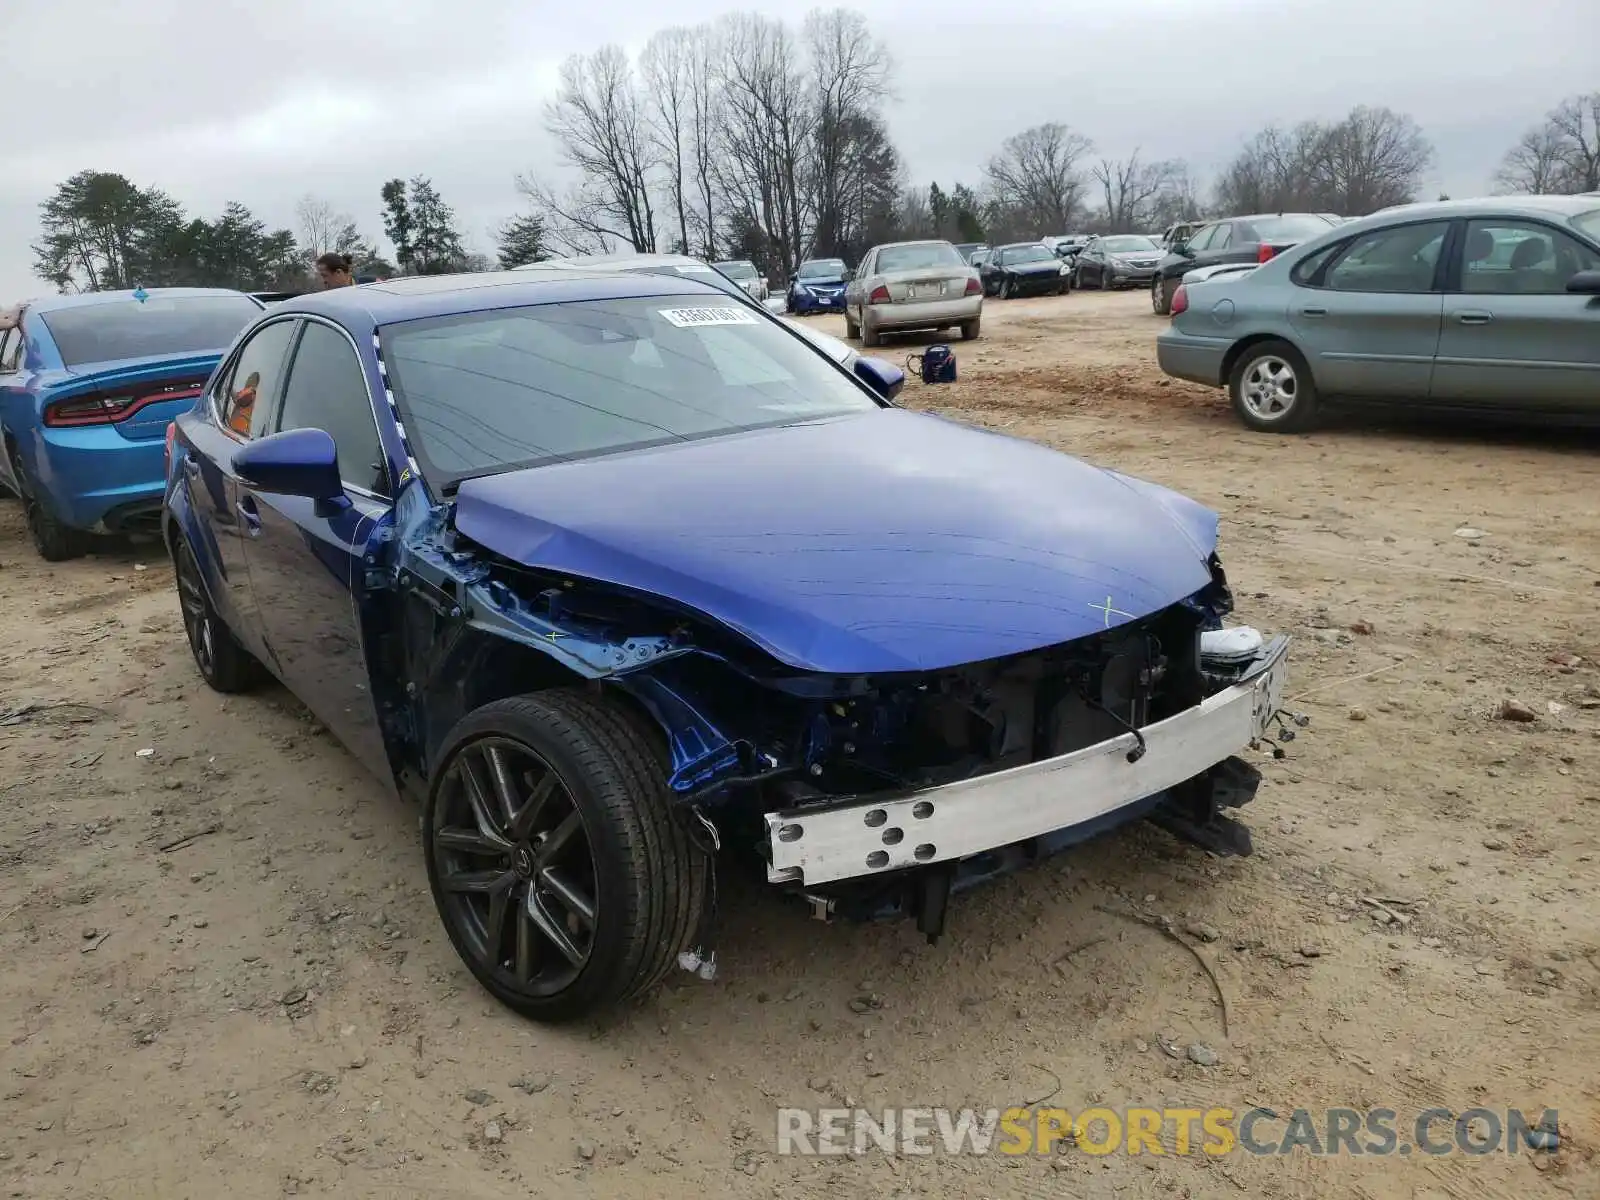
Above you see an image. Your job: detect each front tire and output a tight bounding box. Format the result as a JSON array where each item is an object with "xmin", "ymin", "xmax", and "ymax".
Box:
[
  {"xmin": 1229, "ymin": 340, "xmax": 1320, "ymax": 433},
  {"xmin": 424, "ymin": 690, "xmax": 708, "ymax": 1022},
  {"xmin": 999, "ymin": 277, "xmax": 1013, "ymax": 299}
]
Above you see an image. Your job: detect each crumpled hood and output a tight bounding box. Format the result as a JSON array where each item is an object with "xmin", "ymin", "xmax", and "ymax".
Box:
[{"xmin": 452, "ymin": 409, "xmax": 1218, "ymax": 675}]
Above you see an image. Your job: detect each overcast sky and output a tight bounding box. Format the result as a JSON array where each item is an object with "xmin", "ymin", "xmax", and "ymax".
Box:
[{"xmin": 4, "ymin": 0, "xmax": 1595, "ymax": 299}]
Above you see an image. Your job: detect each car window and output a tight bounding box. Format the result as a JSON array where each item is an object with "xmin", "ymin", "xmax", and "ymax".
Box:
[
  {"xmin": 380, "ymin": 296, "xmax": 883, "ymax": 491},
  {"xmin": 1250, "ymin": 214, "xmax": 1338, "ymax": 242},
  {"xmin": 1323, "ymin": 221, "xmax": 1450, "ymax": 293},
  {"xmin": 0, "ymin": 329, "xmax": 18, "ymax": 373},
  {"xmin": 219, "ymin": 320, "xmax": 297, "ymax": 441},
  {"xmin": 1573, "ymin": 208, "xmax": 1600, "ymax": 242},
  {"xmin": 1185, "ymin": 226, "xmax": 1216, "ymax": 252},
  {"xmin": 1459, "ymin": 219, "xmax": 1600, "ymax": 295},
  {"xmin": 37, "ymin": 295, "xmax": 262, "ymax": 368},
  {"xmin": 276, "ymin": 322, "xmax": 389, "ymax": 497},
  {"xmin": 1290, "ymin": 241, "xmax": 1347, "ymax": 285},
  {"xmin": 1210, "ymin": 225, "xmax": 1234, "ymax": 250},
  {"xmin": 875, "ymin": 244, "xmax": 965, "ymax": 272}
]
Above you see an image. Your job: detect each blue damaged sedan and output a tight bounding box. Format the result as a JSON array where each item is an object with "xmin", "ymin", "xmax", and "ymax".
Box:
[{"xmin": 163, "ymin": 270, "xmax": 1296, "ymax": 1021}]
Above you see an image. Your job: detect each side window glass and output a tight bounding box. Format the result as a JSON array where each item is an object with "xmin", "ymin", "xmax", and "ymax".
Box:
[
  {"xmin": 222, "ymin": 321, "xmax": 296, "ymax": 440},
  {"xmin": 0, "ymin": 329, "xmax": 16, "ymax": 373},
  {"xmin": 1211, "ymin": 225, "xmax": 1233, "ymax": 250},
  {"xmin": 277, "ymin": 323, "xmax": 389, "ymax": 497},
  {"xmin": 1291, "ymin": 241, "xmax": 1346, "ymax": 285},
  {"xmin": 1460, "ymin": 219, "xmax": 1600, "ymax": 295},
  {"xmin": 1325, "ymin": 221, "xmax": 1450, "ymax": 293},
  {"xmin": 1186, "ymin": 226, "xmax": 1215, "ymax": 252}
]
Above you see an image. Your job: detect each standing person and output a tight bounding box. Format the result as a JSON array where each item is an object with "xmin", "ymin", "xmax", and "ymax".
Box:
[{"xmin": 315, "ymin": 252, "xmax": 356, "ymax": 290}]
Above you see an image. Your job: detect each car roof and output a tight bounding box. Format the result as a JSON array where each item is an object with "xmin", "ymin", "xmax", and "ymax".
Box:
[
  {"xmin": 870, "ymin": 239, "xmax": 955, "ymax": 249},
  {"xmin": 1361, "ymin": 195, "xmax": 1600, "ymax": 222},
  {"xmin": 516, "ymin": 252, "xmax": 712, "ymax": 271},
  {"xmin": 24, "ymin": 287, "xmax": 253, "ymax": 316},
  {"xmin": 271, "ymin": 270, "xmax": 725, "ymax": 326},
  {"xmin": 996, "ymin": 241, "xmax": 1049, "ymax": 250}
]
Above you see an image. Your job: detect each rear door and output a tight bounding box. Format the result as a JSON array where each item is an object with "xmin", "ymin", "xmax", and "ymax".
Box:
[
  {"xmin": 238, "ymin": 318, "xmax": 395, "ymax": 783},
  {"xmin": 180, "ymin": 317, "xmax": 299, "ymax": 650},
  {"xmin": 0, "ymin": 325, "xmax": 24, "ymax": 495},
  {"xmin": 1287, "ymin": 219, "xmax": 1450, "ymax": 400},
  {"xmin": 1433, "ymin": 217, "xmax": 1600, "ymax": 412}
]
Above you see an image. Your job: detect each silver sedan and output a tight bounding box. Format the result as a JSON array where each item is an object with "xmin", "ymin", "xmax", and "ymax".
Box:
[
  {"xmin": 844, "ymin": 240, "xmax": 983, "ymax": 346},
  {"xmin": 1156, "ymin": 195, "xmax": 1600, "ymax": 432}
]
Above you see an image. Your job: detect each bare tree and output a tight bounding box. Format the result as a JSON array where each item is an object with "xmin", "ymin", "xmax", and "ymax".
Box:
[
  {"xmin": 1092, "ymin": 151, "xmax": 1185, "ymax": 232},
  {"xmin": 713, "ymin": 13, "xmax": 809, "ymax": 273},
  {"xmin": 1213, "ymin": 107, "xmax": 1430, "ymax": 217},
  {"xmin": 535, "ymin": 46, "xmax": 659, "ymax": 251},
  {"xmin": 1308, "ymin": 106, "xmax": 1432, "ymax": 214},
  {"xmin": 295, "ymin": 195, "xmax": 352, "ymax": 257},
  {"xmin": 805, "ymin": 8, "xmax": 892, "ymax": 258},
  {"xmin": 1549, "ymin": 93, "xmax": 1600, "ymax": 192},
  {"xmin": 639, "ymin": 28, "xmax": 697, "ymax": 255},
  {"xmin": 1213, "ymin": 123, "xmax": 1325, "ymax": 214},
  {"xmin": 983, "ymin": 123, "xmax": 1094, "ymax": 235},
  {"xmin": 1496, "ymin": 124, "xmax": 1570, "ymax": 193}
]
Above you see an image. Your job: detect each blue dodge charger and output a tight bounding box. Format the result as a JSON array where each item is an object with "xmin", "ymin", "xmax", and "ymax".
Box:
[
  {"xmin": 0, "ymin": 288, "xmax": 264, "ymax": 559},
  {"xmin": 163, "ymin": 269, "xmax": 1295, "ymax": 1021}
]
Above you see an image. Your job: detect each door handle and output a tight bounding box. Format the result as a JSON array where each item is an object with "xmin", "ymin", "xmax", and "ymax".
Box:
[
  {"xmin": 235, "ymin": 496, "xmax": 261, "ymax": 536},
  {"xmin": 1456, "ymin": 310, "xmax": 1493, "ymax": 325},
  {"xmin": 1299, "ymin": 306, "xmax": 1328, "ymax": 318}
]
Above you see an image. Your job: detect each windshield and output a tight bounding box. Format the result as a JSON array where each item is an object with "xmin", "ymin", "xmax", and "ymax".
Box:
[
  {"xmin": 380, "ymin": 297, "xmax": 880, "ymax": 489},
  {"xmin": 1573, "ymin": 208, "xmax": 1600, "ymax": 242},
  {"xmin": 798, "ymin": 260, "xmax": 847, "ymax": 280},
  {"xmin": 1248, "ymin": 214, "xmax": 1337, "ymax": 242},
  {"xmin": 39, "ymin": 295, "xmax": 262, "ymax": 367},
  {"xmin": 715, "ymin": 261, "xmax": 758, "ymax": 280},
  {"xmin": 1001, "ymin": 245, "xmax": 1055, "ymax": 264},
  {"xmin": 876, "ymin": 243, "xmax": 964, "ymax": 273},
  {"xmin": 1100, "ymin": 236, "xmax": 1159, "ymax": 254}
]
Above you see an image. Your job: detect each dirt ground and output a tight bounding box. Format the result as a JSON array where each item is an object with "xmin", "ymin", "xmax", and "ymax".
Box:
[{"xmin": 2, "ymin": 289, "xmax": 1597, "ymax": 1199}]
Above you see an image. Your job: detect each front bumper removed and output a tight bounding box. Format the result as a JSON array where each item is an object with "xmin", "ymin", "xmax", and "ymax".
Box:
[{"xmin": 763, "ymin": 633, "xmax": 1290, "ymax": 887}]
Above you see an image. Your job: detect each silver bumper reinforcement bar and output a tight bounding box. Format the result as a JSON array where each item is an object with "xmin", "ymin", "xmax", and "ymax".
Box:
[{"xmin": 763, "ymin": 634, "xmax": 1290, "ymax": 886}]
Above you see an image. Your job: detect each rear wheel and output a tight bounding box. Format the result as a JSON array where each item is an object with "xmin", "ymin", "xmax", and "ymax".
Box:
[
  {"xmin": 424, "ymin": 690, "xmax": 708, "ymax": 1022},
  {"xmin": 1152, "ymin": 276, "xmax": 1173, "ymax": 316},
  {"xmin": 960, "ymin": 317, "xmax": 981, "ymax": 341},
  {"xmin": 174, "ymin": 533, "xmax": 263, "ymax": 692},
  {"xmin": 844, "ymin": 307, "xmax": 860, "ymax": 340},
  {"xmin": 1229, "ymin": 339, "xmax": 1320, "ymax": 433},
  {"xmin": 9, "ymin": 448, "xmax": 87, "ymax": 562},
  {"xmin": 860, "ymin": 315, "xmax": 882, "ymax": 347}
]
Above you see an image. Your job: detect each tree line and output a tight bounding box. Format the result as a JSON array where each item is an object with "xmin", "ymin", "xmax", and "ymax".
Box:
[{"xmin": 24, "ymin": 5, "xmax": 1598, "ymax": 294}]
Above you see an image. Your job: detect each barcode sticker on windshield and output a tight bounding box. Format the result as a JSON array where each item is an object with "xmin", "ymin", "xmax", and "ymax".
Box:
[{"xmin": 658, "ymin": 306, "xmax": 759, "ymax": 328}]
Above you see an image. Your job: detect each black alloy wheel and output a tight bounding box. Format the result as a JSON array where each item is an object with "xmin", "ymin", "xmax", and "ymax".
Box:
[{"xmin": 430, "ymin": 736, "xmax": 600, "ymax": 999}]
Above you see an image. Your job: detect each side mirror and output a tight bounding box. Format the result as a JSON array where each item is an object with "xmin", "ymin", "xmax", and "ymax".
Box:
[
  {"xmin": 853, "ymin": 354, "xmax": 905, "ymax": 402},
  {"xmin": 1565, "ymin": 269, "xmax": 1600, "ymax": 295},
  {"xmin": 233, "ymin": 428, "xmax": 345, "ymax": 510},
  {"xmin": 843, "ymin": 268, "xmax": 855, "ymax": 282}
]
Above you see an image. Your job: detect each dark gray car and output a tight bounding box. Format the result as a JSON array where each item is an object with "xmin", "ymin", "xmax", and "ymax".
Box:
[{"xmin": 1155, "ymin": 196, "xmax": 1600, "ymax": 432}]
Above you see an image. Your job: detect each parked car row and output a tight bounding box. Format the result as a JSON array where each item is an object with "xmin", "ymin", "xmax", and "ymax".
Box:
[{"xmin": 1155, "ymin": 195, "xmax": 1600, "ymax": 431}]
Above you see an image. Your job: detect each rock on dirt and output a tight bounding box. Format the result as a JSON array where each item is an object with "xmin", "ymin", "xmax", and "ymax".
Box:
[
  {"xmin": 1496, "ymin": 698, "xmax": 1537, "ymax": 723},
  {"xmin": 1187, "ymin": 1043, "xmax": 1219, "ymax": 1067}
]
